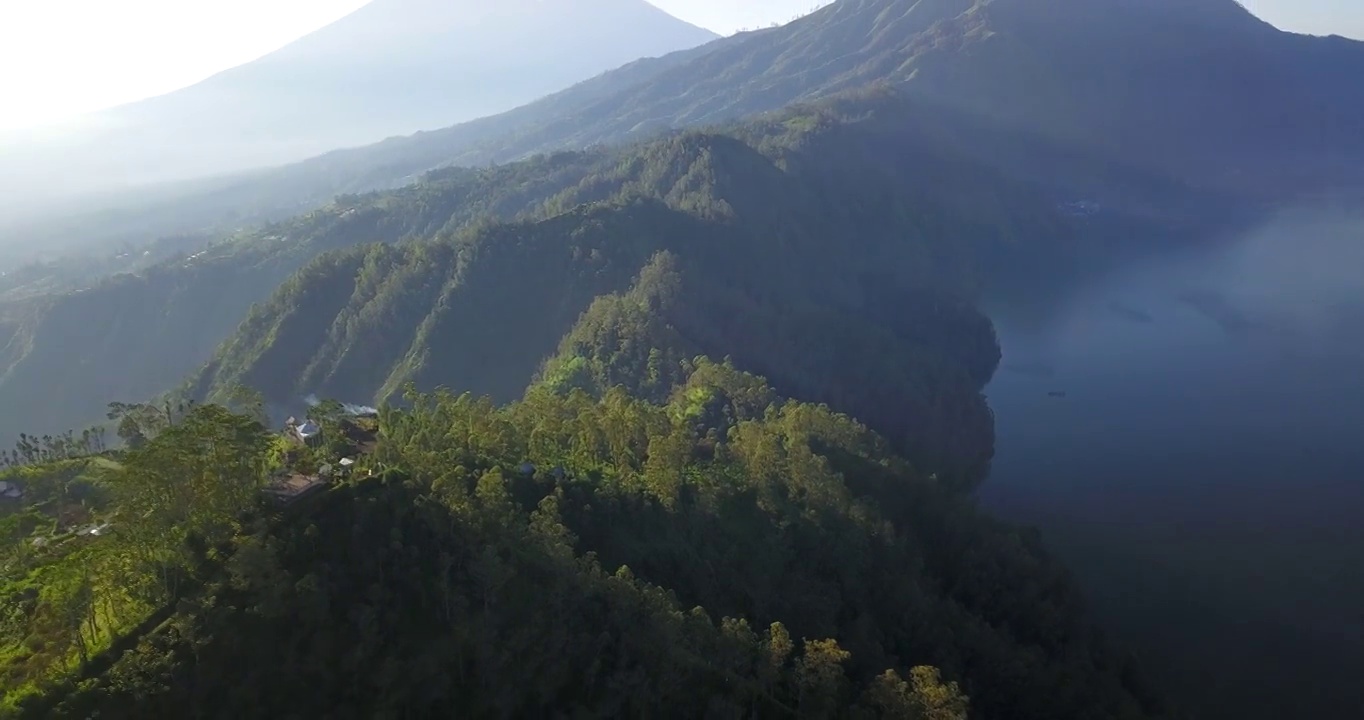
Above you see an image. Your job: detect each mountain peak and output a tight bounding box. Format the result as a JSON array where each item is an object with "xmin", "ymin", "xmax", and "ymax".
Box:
[
  {"xmin": 270, "ymin": 0, "xmax": 714, "ymax": 58},
  {"xmin": 980, "ymin": 0, "xmax": 1273, "ymax": 30},
  {"xmin": 0, "ymin": 0, "xmax": 717, "ymax": 210}
]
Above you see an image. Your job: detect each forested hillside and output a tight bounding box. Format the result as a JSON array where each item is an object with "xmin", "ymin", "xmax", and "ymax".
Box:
[
  {"xmin": 0, "ymin": 88, "xmax": 1182, "ymax": 716},
  {"xmin": 0, "ymin": 83, "xmax": 1236, "ymax": 451},
  {"xmin": 187, "ymin": 93, "xmax": 1094, "ymax": 486},
  {"xmin": 2, "ymin": 0, "xmax": 1364, "ymax": 714},
  {"xmin": 6, "ymin": 2, "xmax": 1353, "ymax": 716},
  {"xmin": 0, "ymin": 152, "xmax": 613, "ymax": 446},
  {"xmin": 3, "ymin": 364, "xmax": 1167, "ymax": 719}
]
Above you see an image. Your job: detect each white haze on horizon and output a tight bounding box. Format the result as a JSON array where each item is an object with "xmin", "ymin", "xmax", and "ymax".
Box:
[{"xmin": 0, "ymin": 0, "xmax": 1356, "ymax": 135}]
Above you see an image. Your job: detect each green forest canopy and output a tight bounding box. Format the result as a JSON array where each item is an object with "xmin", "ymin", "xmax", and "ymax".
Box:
[{"xmin": 0, "ymin": 358, "xmax": 1167, "ymax": 718}]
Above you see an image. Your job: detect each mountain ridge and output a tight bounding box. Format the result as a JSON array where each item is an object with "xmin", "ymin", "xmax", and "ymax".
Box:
[
  {"xmin": 3, "ymin": 0, "xmax": 1359, "ymax": 449},
  {"xmin": 231, "ymin": 0, "xmax": 1364, "ymax": 199},
  {"xmin": 183, "ymin": 95, "xmax": 1090, "ymax": 488},
  {"xmin": 0, "ymin": 0, "xmax": 717, "ymax": 221},
  {"xmin": 11, "ymin": 0, "xmax": 1360, "ymax": 269},
  {"xmin": 0, "ymin": 74, "xmax": 1248, "ymax": 452}
]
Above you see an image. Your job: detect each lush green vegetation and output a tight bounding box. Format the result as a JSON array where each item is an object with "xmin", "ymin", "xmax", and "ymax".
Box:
[
  {"xmin": 0, "ymin": 406, "xmax": 265, "ymax": 710},
  {"xmin": 0, "ymin": 85, "xmax": 1203, "ymax": 716},
  {"xmin": 3, "ymin": 2, "xmax": 1360, "ymax": 716},
  {"xmin": 187, "ymin": 93, "xmax": 1100, "ymax": 490},
  {"xmin": 0, "ymin": 391, "xmax": 385, "ymax": 712},
  {"xmin": 2, "ymin": 355, "xmax": 1167, "ymax": 718}
]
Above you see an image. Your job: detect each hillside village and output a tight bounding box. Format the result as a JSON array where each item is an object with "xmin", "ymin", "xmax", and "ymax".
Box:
[
  {"xmin": 268, "ymin": 408, "xmax": 379, "ymax": 504},
  {"xmin": 0, "ymin": 398, "xmax": 380, "ymax": 558}
]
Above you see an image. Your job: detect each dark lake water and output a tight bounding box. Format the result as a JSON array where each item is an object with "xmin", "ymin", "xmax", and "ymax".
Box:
[{"xmin": 980, "ymin": 207, "xmax": 1364, "ymax": 719}]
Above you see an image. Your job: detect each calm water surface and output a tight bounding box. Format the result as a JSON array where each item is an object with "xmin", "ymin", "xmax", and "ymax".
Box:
[{"xmin": 981, "ymin": 207, "xmax": 1364, "ymax": 719}]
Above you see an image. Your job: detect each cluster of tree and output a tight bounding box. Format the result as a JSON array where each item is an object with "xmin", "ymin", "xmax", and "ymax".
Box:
[
  {"xmin": 1, "ymin": 394, "xmax": 223, "ymax": 471},
  {"xmin": 102, "ymin": 400, "xmax": 196, "ymax": 449},
  {"xmin": 20, "ymin": 364, "xmax": 1166, "ymax": 718},
  {"xmin": 25, "ymin": 476, "xmax": 970, "ymax": 719},
  {"xmin": 531, "ymin": 247, "xmax": 1001, "ymax": 489},
  {"xmin": 0, "ymin": 404, "xmax": 276, "ymax": 711},
  {"xmin": 1, "ymin": 430, "xmax": 108, "ymax": 470}
]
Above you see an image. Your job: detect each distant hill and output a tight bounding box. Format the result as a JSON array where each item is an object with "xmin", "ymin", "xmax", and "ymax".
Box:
[
  {"xmin": 1, "ymin": 91, "xmax": 1139, "ymax": 462},
  {"xmin": 0, "ymin": 0, "xmax": 716, "ymax": 225},
  {"xmin": 185, "ymin": 100, "xmax": 1060, "ymax": 485},
  {"xmin": 12, "ymin": 0, "xmax": 1361, "ymax": 266},
  {"xmin": 185, "ymin": 0, "xmax": 1364, "ymax": 200}
]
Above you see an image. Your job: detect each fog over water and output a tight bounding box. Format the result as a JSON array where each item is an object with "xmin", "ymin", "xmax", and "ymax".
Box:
[{"xmin": 981, "ymin": 204, "xmax": 1364, "ymax": 718}]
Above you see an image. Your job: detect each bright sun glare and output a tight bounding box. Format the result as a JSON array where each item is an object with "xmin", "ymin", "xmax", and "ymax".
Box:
[{"xmin": 0, "ymin": 0, "xmax": 369, "ymax": 133}]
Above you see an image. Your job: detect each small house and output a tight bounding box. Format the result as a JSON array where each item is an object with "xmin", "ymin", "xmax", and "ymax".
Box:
[{"xmin": 289, "ymin": 419, "xmax": 322, "ymax": 446}]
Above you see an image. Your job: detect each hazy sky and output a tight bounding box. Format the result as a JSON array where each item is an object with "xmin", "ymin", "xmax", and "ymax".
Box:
[{"xmin": 0, "ymin": 0, "xmax": 1359, "ymax": 132}]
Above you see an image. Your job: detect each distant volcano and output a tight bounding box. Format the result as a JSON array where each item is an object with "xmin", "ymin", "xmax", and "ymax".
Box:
[{"xmin": 0, "ymin": 0, "xmax": 717, "ymax": 207}]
